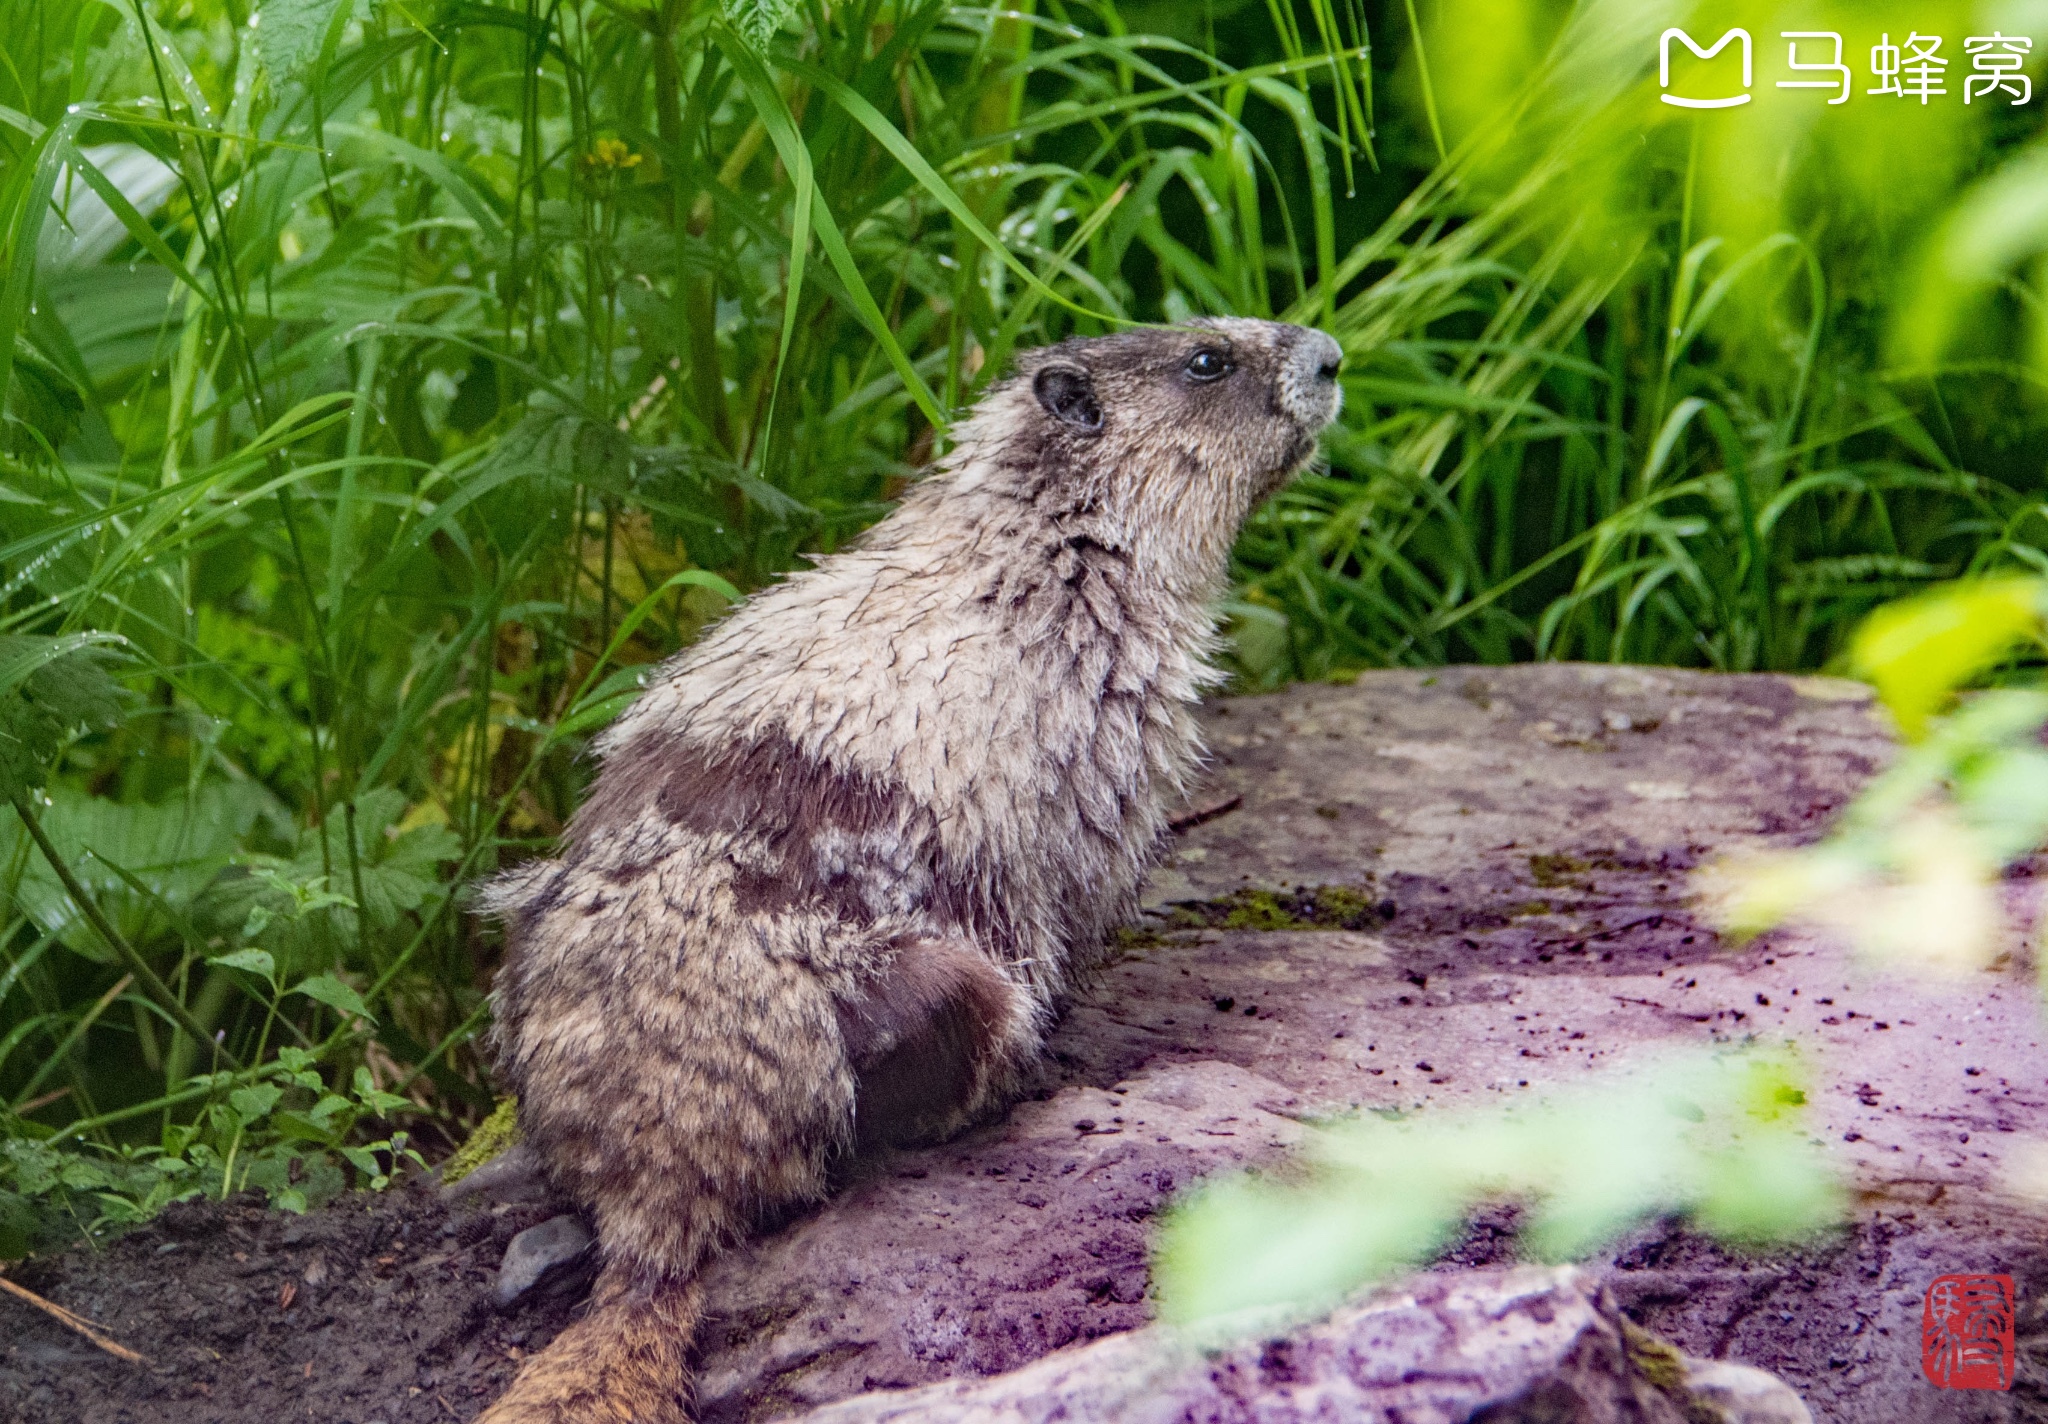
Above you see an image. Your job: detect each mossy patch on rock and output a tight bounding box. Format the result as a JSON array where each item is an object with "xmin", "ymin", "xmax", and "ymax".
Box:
[
  {"xmin": 440, "ymin": 1096, "xmax": 521, "ymax": 1185},
  {"xmin": 1621, "ymin": 1320, "xmax": 1727, "ymax": 1424},
  {"xmin": 1527, "ymin": 852, "xmax": 1633, "ymax": 890},
  {"xmin": 1161, "ymin": 884, "xmax": 1396, "ymax": 933},
  {"xmin": 1528, "ymin": 853, "xmax": 1591, "ymax": 889}
]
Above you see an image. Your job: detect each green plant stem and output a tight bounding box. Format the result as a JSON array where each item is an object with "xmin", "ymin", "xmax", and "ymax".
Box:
[
  {"xmin": 56, "ymin": 1078, "xmax": 239, "ymax": 1142},
  {"xmin": 391, "ymin": 996, "xmax": 492, "ymax": 1098},
  {"xmin": 8, "ymin": 792, "xmax": 242, "ymax": 1071},
  {"xmin": 1402, "ymin": 0, "xmax": 1444, "ymax": 165},
  {"xmin": 12, "ymin": 973, "xmax": 131, "ymax": 1108}
]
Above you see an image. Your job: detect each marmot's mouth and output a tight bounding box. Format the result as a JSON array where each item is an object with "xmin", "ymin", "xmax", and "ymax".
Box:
[{"xmin": 1255, "ymin": 433, "xmax": 1321, "ymax": 497}]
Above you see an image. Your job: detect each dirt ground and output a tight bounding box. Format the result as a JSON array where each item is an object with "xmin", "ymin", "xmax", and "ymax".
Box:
[
  {"xmin": 0, "ymin": 1187, "xmax": 569, "ymax": 1424},
  {"xmin": 4, "ymin": 1184, "xmax": 2047, "ymax": 1423}
]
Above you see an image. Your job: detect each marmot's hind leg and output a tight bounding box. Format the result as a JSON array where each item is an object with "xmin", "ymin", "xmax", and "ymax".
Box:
[{"xmin": 836, "ymin": 936, "xmax": 1031, "ymax": 1150}]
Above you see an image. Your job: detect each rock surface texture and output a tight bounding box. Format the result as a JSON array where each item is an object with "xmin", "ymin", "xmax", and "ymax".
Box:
[
  {"xmin": 784, "ymin": 1265, "xmax": 1806, "ymax": 1424},
  {"xmin": 5, "ymin": 664, "xmax": 2047, "ymax": 1424}
]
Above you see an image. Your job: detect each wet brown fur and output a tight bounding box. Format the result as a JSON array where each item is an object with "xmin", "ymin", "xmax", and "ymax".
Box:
[{"xmin": 476, "ymin": 319, "xmax": 1343, "ymax": 1423}]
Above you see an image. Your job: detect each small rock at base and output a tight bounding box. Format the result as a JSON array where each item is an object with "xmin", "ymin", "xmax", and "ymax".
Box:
[
  {"xmin": 1684, "ymin": 1358, "xmax": 1815, "ymax": 1424},
  {"xmin": 496, "ymin": 1214, "xmax": 594, "ymax": 1308}
]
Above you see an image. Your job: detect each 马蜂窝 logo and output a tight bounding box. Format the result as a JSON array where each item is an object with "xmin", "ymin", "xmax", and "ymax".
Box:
[
  {"xmin": 1659, "ymin": 28, "xmax": 2033, "ymax": 108},
  {"xmin": 1922, "ymin": 1274, "xmax": 2015, "ymax": 1391},
  {"xmin": 1660, "ymin": 27, "xmax": 1753, "ymax": 108}
]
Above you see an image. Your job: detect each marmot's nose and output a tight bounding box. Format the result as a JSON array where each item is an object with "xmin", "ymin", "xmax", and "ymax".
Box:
[
  {"xmin": 1306, "ymin": 329, "xmax": 1343, "ymax": 382},
  {"xmin": 1279, "ymin": 327, "xmax": 1345, "ymax": 424}
]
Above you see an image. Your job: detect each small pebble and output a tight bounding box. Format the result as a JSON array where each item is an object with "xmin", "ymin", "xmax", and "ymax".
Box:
[{"xmin": 496, "ymin": 1214, "xmax": 594, "ymax": 1307}]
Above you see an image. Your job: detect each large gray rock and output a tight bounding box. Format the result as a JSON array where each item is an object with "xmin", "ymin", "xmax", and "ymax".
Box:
[
  {"xmin": 684, "ymin": 666, "xmax": 2048, "ymax": 1423},
  {"xmin": 693, "ymin": 1060, "xmax": 1308, "ymax": 1419}
]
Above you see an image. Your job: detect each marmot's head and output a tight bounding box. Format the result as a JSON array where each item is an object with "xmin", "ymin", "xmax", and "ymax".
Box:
[{"xmin": 946, "ymin": 318, "xmax": 1345, "ymax": 593}]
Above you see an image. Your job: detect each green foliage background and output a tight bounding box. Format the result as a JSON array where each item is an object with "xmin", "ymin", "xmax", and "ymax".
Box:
[{"xmin": 3, "ymin": 0, "xmax": 2048, "ymax": 1246}]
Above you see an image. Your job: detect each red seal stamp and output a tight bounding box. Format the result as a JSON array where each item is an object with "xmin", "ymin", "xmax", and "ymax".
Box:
[{"xmin": 1923, "ymin": 1274, "xmax": 2015, "ymax": 1390}]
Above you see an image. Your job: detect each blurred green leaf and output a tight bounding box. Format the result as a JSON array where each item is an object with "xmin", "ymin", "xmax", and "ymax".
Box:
[
  {"xmin": 1154, "ymin": 1048, "xmax": 1839, "ymax": 1326},
  {"xmin": 1898, "ymin": 147, "xmax": 2048, "ymax": 373},
  {"xmin": 1850, "ymin": 578, "xmax": 2044, "ymax": 740}
]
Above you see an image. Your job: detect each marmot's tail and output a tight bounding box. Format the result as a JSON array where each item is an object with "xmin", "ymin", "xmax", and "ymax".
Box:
[{"xmin": 476, "ymin": 1265, "xmax": 698, "ymax": 1424}]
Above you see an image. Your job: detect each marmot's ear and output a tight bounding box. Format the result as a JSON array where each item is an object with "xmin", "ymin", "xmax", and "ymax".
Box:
[{"xmin": 1033, "ymin": 364, "xmax": 1103, "ymax": 433}]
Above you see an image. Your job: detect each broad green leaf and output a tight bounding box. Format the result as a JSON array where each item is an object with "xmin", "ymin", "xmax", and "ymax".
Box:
[
  {"xmin": 228, "ymin": 1083, "xmax": 283, "ymax": 1123},
  {"xmin": 208, "ymin": 948, "xmax": 277, "ymax": 982},
  {"xmin": 253, "ymin": 0, "xmax": 356, "ymax": 82},
  {"xmin": 464, "ymin": 406, "xmax": 634, "ymax": 497},
  {"xmin": 1850, "ymin": 578, "xmax": 2045, "ymax": 740},
  {"xmin": 220, "ymin": 788, "xmax": 459, "ymax": 962},
  {"xmin": 0, "ymin": 634, "xmax": 128, "ymax": 800},
  {"xmin": 0, "ymin": 784, "xmax": 261, "ymax": 962},
  {"xmin": 338, "ymin": 1144, "xmax": 383, "ymax": 1176},
  {"xmin": 723, "ymin": 0, "xmax": 798, "ymax": 51},
  {"xmin": 307, "ymin": 1092, "xmax": 352, "ymax": 1125},
  {"xmin": 352, "ymin": 1065, "xmax": 411, "ymax": 1115},
  {"xmin": 0, "ymin": 1189, "xmax": 39, "ymax": 1259},
  {"xmin": 290, "ymin": 973, "xmax": 374, "ymax": 1024}
]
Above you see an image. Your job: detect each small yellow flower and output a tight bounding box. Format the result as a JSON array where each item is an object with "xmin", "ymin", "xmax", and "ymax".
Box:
[{"xmin": 584, "ymin": 138, "xmax": 642, "ymax": 171}]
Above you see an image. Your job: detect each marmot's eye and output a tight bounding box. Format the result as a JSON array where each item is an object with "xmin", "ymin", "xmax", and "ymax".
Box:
[{"xmin": 1184, "ymin": 348, "xmax": 1233, "ymax": 382}]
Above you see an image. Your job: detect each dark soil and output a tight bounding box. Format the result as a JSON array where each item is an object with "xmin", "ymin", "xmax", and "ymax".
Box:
[
  {"xmin": 9, "ymin": 1182, "xmax": 2048, "ymax": 1424},
  {"xmin": 0, "ymin": 1186, "xmax": 584, "ymax": 1424},
  {"xmin": 1446, "ymin": 1198, "xmax": 2048, "ymax": 1423},
  {"xmin": 1606, "ymin": 1198, "xmax": 2048, "ymax": 1424}
]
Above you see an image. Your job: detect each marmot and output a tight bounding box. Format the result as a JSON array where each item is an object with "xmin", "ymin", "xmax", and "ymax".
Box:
[{"xmin": 478, "ymin": 318, "xmax": 1345, "ymax": 1422}]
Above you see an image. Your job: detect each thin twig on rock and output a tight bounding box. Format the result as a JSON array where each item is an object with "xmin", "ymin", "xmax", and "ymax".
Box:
[
  {"xmin": 1168, "ymin": 794, "xmax": 1242, "ymax": 832},
  {"xmin": 0, "ymin": 1274, "xmax": 148, "ymax": 1364}
]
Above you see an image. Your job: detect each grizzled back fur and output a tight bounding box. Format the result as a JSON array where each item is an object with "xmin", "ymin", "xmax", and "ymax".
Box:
[{"xmin": 480, "ymin": 318, "xmax": 1344, "ymax": 1332}]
